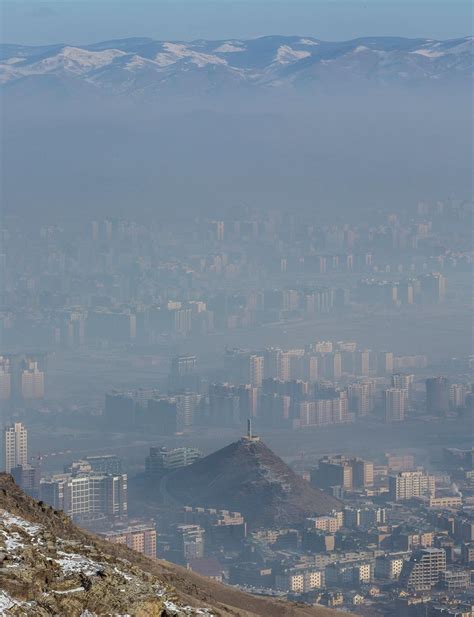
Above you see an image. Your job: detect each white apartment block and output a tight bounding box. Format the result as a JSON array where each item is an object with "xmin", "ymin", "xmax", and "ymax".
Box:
[
  {"xmin": 275, "ymin": 567, "xmax": 324, "ymax": 593},
  {"xmin": 4, "ymin": 422, "xmax": 28, "ymax": 473},
  {"xmin": 389, "ymin": 471, "xmax": 435, "ymax": 501}
]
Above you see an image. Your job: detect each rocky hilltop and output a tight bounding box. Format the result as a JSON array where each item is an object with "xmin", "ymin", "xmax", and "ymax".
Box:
[
  {"xmin": 0, "ymin": 473, "xmax": 337, "ymax": 616},
  {"xmin": 166, "ymin": 437, "xmax": 340, "ymax": 528}
]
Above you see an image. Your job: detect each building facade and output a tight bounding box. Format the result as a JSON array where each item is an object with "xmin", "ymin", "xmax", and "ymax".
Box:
[
  {"xmin": 399, "ymin": 548, "xmax": 447, "ymax": 591},
  {"xmin": 104, "ymin": 524, "xmax": 157, "ymax": 559},
  {"xmin": 389, "ymin": 471, "xmax": 435, "ymax": 501},
  {"xmin": 4, "ymin": 422, "xmax": 28, "ymax": 473}
]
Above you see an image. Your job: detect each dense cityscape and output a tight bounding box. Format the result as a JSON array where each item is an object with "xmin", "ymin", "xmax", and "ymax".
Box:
[
  {"xmin": 0, "ymin": 0, "xmax": 472, "ymax": 610},
  {"xmin": 1, "ymin": 194, "xmax": 472, "ymax": 616}
]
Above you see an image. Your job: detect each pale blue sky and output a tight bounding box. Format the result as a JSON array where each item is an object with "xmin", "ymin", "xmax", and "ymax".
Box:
[{"xmin": 2, "ymin": 0, "xmax": 472, "ymax": 45}]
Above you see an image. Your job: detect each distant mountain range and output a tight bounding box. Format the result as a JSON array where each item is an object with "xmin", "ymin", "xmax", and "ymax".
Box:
[{"xmin": 0, "ymin": 35, "xmax": 472, "ymax": 98}]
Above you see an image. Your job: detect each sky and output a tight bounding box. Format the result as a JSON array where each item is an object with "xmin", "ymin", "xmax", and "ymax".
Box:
[{"xmin": 2, "ymin": 0, "xmax": 472, "ymax": 46}]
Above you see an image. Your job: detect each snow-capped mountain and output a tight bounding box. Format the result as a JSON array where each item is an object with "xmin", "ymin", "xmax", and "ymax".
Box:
[{"xmin": 0, "ymin": 35, "xmax": 471, "ymax": 97}]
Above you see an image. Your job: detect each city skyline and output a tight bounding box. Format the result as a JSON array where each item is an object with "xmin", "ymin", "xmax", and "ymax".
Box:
[{"xmin": 0, "ymin": 0, "xmax": 472, "ymax": 614}]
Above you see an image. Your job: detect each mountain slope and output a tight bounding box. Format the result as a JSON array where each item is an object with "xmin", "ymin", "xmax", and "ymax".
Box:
[
  {"xmin": 165, "ymin": 438, "xmax": 341, "ymax": 528},
  {"xmin": 0, "ymin": 473, "xmax": 336, "ymax": 617},
  {"xmin": 0, "ymin": 35, "xmax": 471, "ymax": 98}
]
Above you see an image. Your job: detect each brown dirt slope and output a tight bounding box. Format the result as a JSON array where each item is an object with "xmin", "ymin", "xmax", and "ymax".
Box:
[
  {"xmin": 166, "ymin": 438, "xmax": 341, "ymax": 528},
  {"xmin": 0, "ymin": 473, "xmax": 338, "ymax": 617}
]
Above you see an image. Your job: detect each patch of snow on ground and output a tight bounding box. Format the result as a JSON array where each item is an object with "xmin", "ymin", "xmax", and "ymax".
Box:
[
  {"xmin": 155, "ymin": 588, "xmax": 213, "ymax": 616},
  {"xmin": 113, "ymin": 566, "xmax": 134, "ymax": 581},
  {"xmin": 1, "ymin": 511, "xmax": 41, "ymax": 536},
  {"xmin": 52, "ymin": 587, "xmax": 84, "ymax": 595},
  {"xmin": 56, "ymin": 551, "xmax": 103, "ymax": 576},
  {"xmin": 0, "ymin": 590, "xmax": 23, "ymax": 612},
  {"xmin": 2, "ymin": 530, "xmax": 25, "ymax": 551},
  {"xmin": 300, "ymin": 38, "xmax": 319, "ymax": 46},
  {"xmin": 163, "ymin": 600, "xmax": 214, "ymax": 616}
]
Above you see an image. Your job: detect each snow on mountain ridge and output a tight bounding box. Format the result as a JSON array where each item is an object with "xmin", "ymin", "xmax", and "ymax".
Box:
[
  {"xmin": 299, "ymin": 38, "xmax": 319, "ymax": 46},
  {"xmin": 0, "ymin": 46, "xmax": 128, "ymax": 83},
  {"xmin": 275, "ymin": 45, "xmax": 311, "ymax": 64},
  {"xmin": 123, "ymin": 54, "xmax": 164, "ymax": 71},
  {"xmin": 410, "ymin": 49, "xmax": 445, "ymax": 58},
  {"xmin": 214, "ymin": 42, "xmax": 246, "ymax": 53},
  {"xmin": 27, "ymin": 46, "xmax": 127, "ymax": 73},
  {"xmin": 155, "ymin": 42, "xmax": 228, "ymax": 68},
  {"xmin": 0, "ymin": 35, "xmax": 471, "ymax": 94}
]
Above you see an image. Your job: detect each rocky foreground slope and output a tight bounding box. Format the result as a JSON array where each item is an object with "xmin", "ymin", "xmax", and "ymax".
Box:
[{"xmin": 0, "ymin": 474, "xmax": 337, "ymax": 616}]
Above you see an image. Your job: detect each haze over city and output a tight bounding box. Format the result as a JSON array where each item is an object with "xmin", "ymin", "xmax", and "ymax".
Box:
[{"xmin": 0, "ymin": 1, "xmax": 472, "ymax": 615}]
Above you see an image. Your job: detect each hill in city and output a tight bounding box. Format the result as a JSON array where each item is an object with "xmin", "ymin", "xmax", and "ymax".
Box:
[
  {"xmin": 166, "ymin": 437, "xmax": 341, "ymax": 528},
  {"xmin": 0, "ymin": 473, "xmax": 338, "ymax": 616}
]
